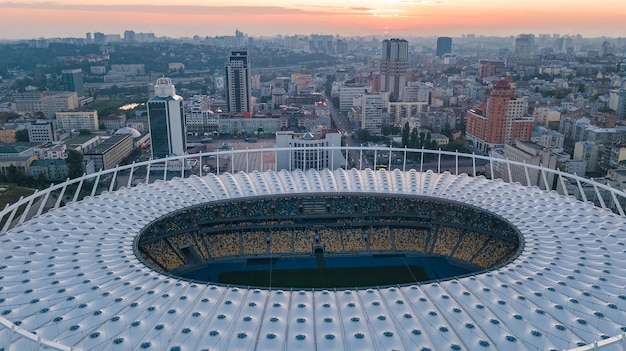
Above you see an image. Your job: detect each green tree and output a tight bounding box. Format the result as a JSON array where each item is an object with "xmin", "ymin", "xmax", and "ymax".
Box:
[
  {"xmin": 381, "ymin": 125, "xmax": 400, "ymax": 136},
  {"xmin": 356, "ymin": 129, "xmax": 373, "ymax": 142},
  {"xmin": 554, "ymin": 88, "xmax": 566, "ymax": 99},
  {"xmin": 35, "ymin": 172, "xmax": 48, "ymax": 185},
  {"xmin": 401, "ymin": 122, "xmax": 410, "ymax": 147},
  {"xmin": 15, "ymin": 129, "xmax": 29, "ymax": 142},
  {"xmin": 409, "ymin": 128, "xmax": 418, "ymax": 149},
  {"xmin": 66, "ymin": 150, "xmax": 84, "ymax": 179}
]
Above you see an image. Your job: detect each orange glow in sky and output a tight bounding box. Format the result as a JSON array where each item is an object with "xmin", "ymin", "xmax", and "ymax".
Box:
[{"xmin": 0, "ymin": 0, "xmax": 624, "ymax": 39}]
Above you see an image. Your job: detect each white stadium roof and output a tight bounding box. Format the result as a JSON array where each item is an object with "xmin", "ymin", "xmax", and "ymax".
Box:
[{"xmin": 1, "ymin": 168, "xmax": 626, "ymax": 351}]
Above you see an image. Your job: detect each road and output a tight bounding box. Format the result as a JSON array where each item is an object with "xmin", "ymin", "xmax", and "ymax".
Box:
[{"xmin": 325, "ymin": 97, "xmax": 373, "ymax": 168}]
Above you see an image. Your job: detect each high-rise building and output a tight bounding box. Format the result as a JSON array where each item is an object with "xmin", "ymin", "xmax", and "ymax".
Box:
[
  {"xmin": 234, "ymin": 29, "xmax": 246, "ymax": 48},
  {"xmin": 61, "ymin": 69, "xmax": 85, "ymax": 97},
  {"xmin": 466, "ymin": 78, "xmax": 534, "ymax": 153},
  {"xmin": 436, "ymin": 37, "xmax": 452, "ymax": 57},
  {"xmin": 147, "ymin": 78, "xmax": 186, "ymax": 159},
  {"xmin": 93, "ymin": 32, "xmax": 105, "ymax": 45},
  {"xmin": 339, "ymin": 83, "xmax": 368, "ymax": 112},
  {"xmin": 380, "ymin": 38, "xmax": 408, "ymax": 101},
  {"xmin": 225, "ymin": 50, "xmax": 252, "ymax": 114},
  {"xmin": 354, "ymin": 93, "xmax": 384, "ymax": 136},
  {"xmin": 514, "ymin": 34, "xmax": 535, "ymax": 59},
  {"xmin": 609, "ymin": 89, "xmax": 626, "ymax": 118},
  {"xmin": 124, "ymin": 30, "xmax": 136, "ymax": 42}
]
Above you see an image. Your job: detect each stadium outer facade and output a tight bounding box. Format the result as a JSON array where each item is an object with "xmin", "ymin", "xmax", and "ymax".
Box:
[{"xmin": 1, "ymin": 147, "xmax": 626, "ymax": 351}]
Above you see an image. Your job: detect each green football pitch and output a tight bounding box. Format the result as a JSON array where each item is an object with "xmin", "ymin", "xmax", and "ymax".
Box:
[{"xmin": 218, "ymin": 265, "xmax": 428, "ymax": 289}]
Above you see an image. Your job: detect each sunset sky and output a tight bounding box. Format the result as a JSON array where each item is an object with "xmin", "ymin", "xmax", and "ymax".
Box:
[{"xmin": 1, "ymin": 0, "xmax": 625, "ymax": 40}]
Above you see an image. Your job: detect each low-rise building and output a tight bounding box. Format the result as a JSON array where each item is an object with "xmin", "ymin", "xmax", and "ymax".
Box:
[
  {"xmin": 13, "ymin": 91, "xmax": 79, "ymax": 118},
  {"xmin": 388, "ymin": 101, "xmax": 428, "ymax": 126},
  {"xmin": 600, "ymin": 142, "xmax": 626, "ymax": 172},
  {"xmin": 491, "ymin": 140, "xmax": 557, "ymax": 189},
  {"xmin": 275, "ymin": 131, "xmax": 346, "ymax": 171},
  {"xmin": 430, "ymin": 133, "xmax": 450, "ymax": 147},
  {"xmin": 56, "ymin": 111, "xmax": 99, "ymax": 131},
  {"xmin": 573, "ymin": 141, "xmax": 602, "ymax": 174},
  {"xmin": 29, "ymin": 159, "xmax": 68, "ymax": 181},
  {"xmin": 28, "ymin": 120, "xmax": 56, "ymax": 142},
  {"xmin": 531, "ymin": 126, "xmax": 564, "ymax": 149},
  {"xmin": 533, "ymin": 107, "xmax": 561, "ymax": 127},
  {"xmin": 83, "ymin": 134, "xmax": 133, "ymax": 171},
  {"xmin": 0, "ymin": 124, "xmax": 22, "ymax": 143},
  {"xmin": 34, "ymin": 142, "xmax": 67, "ymax": 160},
  {"xmin": 0, "ymin": 155, "xmax": 37, "ymax": 177},
  {"xmin": 101, "ymin": 113, "xmax": 126, "ymax": 130}
]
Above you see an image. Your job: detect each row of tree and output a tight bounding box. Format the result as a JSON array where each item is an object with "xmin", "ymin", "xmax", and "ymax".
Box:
[{"xmin": 400, "ymin": 122, "xmax": 439, "ymax": 150}]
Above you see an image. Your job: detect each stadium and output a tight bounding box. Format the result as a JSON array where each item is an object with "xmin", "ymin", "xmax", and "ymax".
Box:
[{"xmin": 1, "ymin": 147, "xmax": 626, "ymax": 351}]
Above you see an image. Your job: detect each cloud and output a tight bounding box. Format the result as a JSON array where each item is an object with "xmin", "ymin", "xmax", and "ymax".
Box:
[
  {"xmin": 387, "ymin": 0, "xmax": 443, "ymax": 5},
  {"xmin": 349, "ymin": 6, "xmax": 375, "ymax": 11},
  {"xmin": 0, "ymin": 2, "xmax": 324, "ymax": 15}
]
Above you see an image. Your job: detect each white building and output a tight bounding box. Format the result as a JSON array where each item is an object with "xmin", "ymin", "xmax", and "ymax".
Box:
[
  {"xmin": 275, "ymin": 131, "xmax": 346, "ymax": 171},
  {"xmin": 271, "ymin": 87, "xmax": 287, "ymax": 107},
  {"xmin": 491, "ymin": 140, "xmax": 557, "ymax": 188},
  {"xmin": 355, "ymin": 93, "xmax": 384, "ymax": 136},
  {"xmin": 531, "ymin": 126, "xmax": 564, "ymax": 149},
  {"xmin": 442, "ymin": 53, "xmax": 457, "ymax": 65},
  {"xmin": 533, "ymin": 107, "xmax": 561, "ymax": 127},
  {"xmin": 403, "ymin": 82, "xmax": 432, "ymax": 103},
  {"xmin": 563, "ymin": 159, "xmax": 587, "ymax": 176},
  {"xmin": 147, "ymin": 77, "xmax": 186, "ymax": 159},
  {"xmin": 33, "ymin": 142, "xmax": 67, "ymax": 160},
  {"xmin": 185, "ymin": 95, "xmax": 217, "ymax": 135},
  {"xmin": 14, "ymin": 91, "xmax": 79, "ymax": 118},
  {"xmin": 339, "ymin": 84, "xmax": 368, "ymax": 112},
  {"xmin": 388, "ymin": 101, "xmax": 428, "ymax": 126},
  {"xmin": 28, "ymin": 120, "xmax": 56, "ymax": 142},
  {"xmin": 56, "ymin": 111, "xmax": 99, "ymax": 131}
]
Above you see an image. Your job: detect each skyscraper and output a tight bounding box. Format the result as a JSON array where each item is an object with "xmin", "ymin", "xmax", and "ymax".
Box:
[
  {"xmin": 380, "ymin": 38, "xmax": 408, "ymax": 101},
  {"xmin": 61, "ymin": 68, "xmax": 84, "ymax": 97},
  {"xmin": 465, "ymin": 77, "xmax": 534, "ymax": 152},
  {"xmin": 234, "ymin": 29, "xmax": 246, "ymax": 48},
  {"xmin": 147, "ymin": 78, "xmax": 186, "ymax": 159},
  {"xmin": 93, "ymin": 32, "xmax": 105, "ymax": 45},
  {"xmin": 436, "ymin": 37, "xmax": 452, "ymax": 57},
  {"xmin": 514, "ymin": 34, "xmax": 535, "ymax": 59},
  {"xmin": 225, "ymin": 50, "xmax": 252, "ymax": 113},
  {"xmin": 124, "ymin": 30, "xmax": 136, "ymax": 42}
]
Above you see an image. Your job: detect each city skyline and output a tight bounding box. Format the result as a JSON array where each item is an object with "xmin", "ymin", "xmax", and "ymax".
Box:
[{"xmin": 1, "ymin": 0, "xmax": 625, "ymax": 40}]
